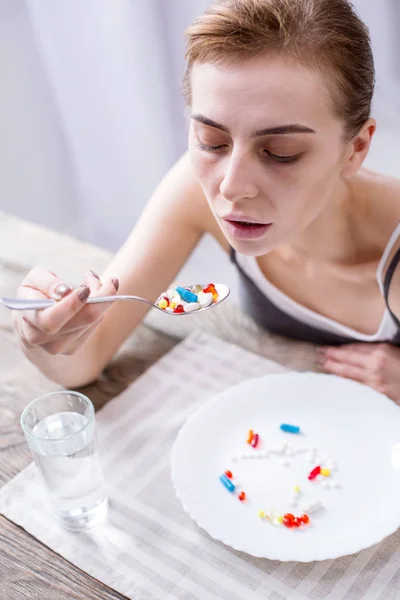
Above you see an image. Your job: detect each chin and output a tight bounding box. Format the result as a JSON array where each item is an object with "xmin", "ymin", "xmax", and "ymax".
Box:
[{"xmin": 229, "ymin": 237, "xmax": 276, "ymax": 257}]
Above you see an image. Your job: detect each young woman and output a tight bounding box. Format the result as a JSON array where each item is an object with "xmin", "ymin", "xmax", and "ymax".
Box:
[{"xmin": 13, "ymin": 0, "xmax": 400, "ymax": 402}]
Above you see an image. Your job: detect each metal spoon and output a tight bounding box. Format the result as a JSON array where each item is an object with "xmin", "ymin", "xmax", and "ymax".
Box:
[{"xmin": 0, "ymin": 284, "xmax": 230, "ymax": 315}]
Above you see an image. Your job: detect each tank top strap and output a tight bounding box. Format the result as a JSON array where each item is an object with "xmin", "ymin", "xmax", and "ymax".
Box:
[{"xmin": 383, "ymin": 245, "xmax": 400, "ymax": 328}]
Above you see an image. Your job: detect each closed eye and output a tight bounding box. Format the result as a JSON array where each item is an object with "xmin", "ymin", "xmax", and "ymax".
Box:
[
  {"xmin": 196, "ymin": 142, "xmax": 227, "ymax": 152},
  {"xmin": 264, "ymin": 150, "xmax": 300, "ymax": 164}
]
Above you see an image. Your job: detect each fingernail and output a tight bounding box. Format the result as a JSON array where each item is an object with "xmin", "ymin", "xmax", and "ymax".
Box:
[
  {"xmin": 52, "ymin": 282, "xmax": 72, "ymax": 300},
  {"xmin": 78, "ymin": 285, "xmax": 90, "ymax": 301},
  {"xmin": 112, "ymin": 278, "xmax": 119, "ymax": 292},
  {"xmin": 87, "ymin": 270, "xmax": 100, "ymax": 280}
]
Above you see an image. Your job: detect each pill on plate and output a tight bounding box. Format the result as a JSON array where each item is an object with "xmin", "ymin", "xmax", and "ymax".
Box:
[
  {"xmin": 306, "ymin": 451, "xmax": 316, "ymax": 463},
  {"xmin": 325, "ymin": 458, "xmax": 338, "ymax": 471},
  {"xmin": 329, "ymin": 480, "xmax": 340, "ymax": 489},
  {"xmin": 280, "ymin": 423, "xmax": 301, "ymax": 434},
  {"xmin": 320, "ymin": 468, "xmax": 331, "ymax": 477},
  {"xmin": 219, "ymin": 474, "xmax": 235, "ymax": 493},
  {"xmin": 302, "ymin": 500, "xmax": 323, "ymax": 514},
  {"xmin": 271, "ymin": 443, "xmax": 287, "ymax": 454}
]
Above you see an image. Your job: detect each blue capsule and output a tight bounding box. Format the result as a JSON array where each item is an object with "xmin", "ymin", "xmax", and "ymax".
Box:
[
  {"xmin": 280, "ymin": 423, "xmax": 301, "ymax": 434},
  {"xmin": 176, "ymin": 286, "xmax": 198, "ymax": 303},
  {"xmin": 219, "ymin": 474, "xmax": 236, "ymax": 493}
]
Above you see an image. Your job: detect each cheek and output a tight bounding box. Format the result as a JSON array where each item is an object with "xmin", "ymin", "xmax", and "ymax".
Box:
[
  {"xmin": 273, "ymin": 159, "xmax": 341, "ymax": 227},
  {"xmin": 188, "ymin": 145, "xmax": 219, "ymax": 195}
]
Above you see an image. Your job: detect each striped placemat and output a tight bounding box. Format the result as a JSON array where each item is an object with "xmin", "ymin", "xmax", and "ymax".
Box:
[{"xmin": 0, "ymin": 331, "xmax": 399, "ymax": 600}]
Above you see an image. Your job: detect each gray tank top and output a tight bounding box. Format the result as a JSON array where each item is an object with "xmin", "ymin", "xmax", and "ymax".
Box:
[{"xmin": 230, "ymin": 248, "xmax": 400, "ymax": 346}]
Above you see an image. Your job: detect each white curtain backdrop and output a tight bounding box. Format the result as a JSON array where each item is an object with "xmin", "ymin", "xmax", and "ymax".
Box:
[{"xmin": 1, "ymin": 0, "xmax": 400, "ymax": 252}]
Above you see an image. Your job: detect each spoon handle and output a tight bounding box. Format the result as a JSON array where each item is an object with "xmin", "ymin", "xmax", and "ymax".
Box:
[{"xmin": 0, "ymin": 295, "xmax": 153, "ymax": 311}]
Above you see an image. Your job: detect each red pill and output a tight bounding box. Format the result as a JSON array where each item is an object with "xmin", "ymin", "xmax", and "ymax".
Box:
[
  {"xmin": 250, "ymin": 433, "xmax": 259, "ymax": 448},
  {"xmin": 203, "ymin": 283, "xmax": 217, "ymax": 294},
  {"xmin": 225, "ymin": 470, "xmax": 233, "ymax": 479},
  {"xmin": 174, "ymin": 304, "xmax": 184, "ymax": 313},
  {"xmin": 238, "ymin": 491, "xmax": 246, "ymax": 501},
  {"xmin": 308, "ymin": 466, "xmax": 321, "ymax": 480},
  {"xmin": 283, "ymin": 518, "xmax": 294, "ymax": 528},
  {"xmin": 293, "ymin": 517, "xmax": 302, "ymax": 528},
  {"xmin": 300, "ymin": 514, "xmax": 310, "ymax": 524},
  {"xmin": 283, "ymin": 513, "xmax": 294, "ymax": 522}
]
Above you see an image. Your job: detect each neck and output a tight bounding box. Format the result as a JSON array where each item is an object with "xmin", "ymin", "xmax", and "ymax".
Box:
[{"xmin": 282, "ymin": 178, "xmax": 359, "ymax": 265}]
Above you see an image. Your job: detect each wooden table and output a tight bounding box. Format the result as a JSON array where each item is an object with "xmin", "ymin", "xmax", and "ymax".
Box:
[{"xmin": 0, "ymin": 212, "xmax": 318, "ymax": 600}]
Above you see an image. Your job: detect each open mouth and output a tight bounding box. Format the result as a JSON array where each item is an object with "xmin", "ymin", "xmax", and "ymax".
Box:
[
  {"xmin": 224, "ymin": 219, "xmax": 272, "ymax": 240},
  {"xmin": 228, "ymin": 220, "xmax": 267, "ymax": 228}
]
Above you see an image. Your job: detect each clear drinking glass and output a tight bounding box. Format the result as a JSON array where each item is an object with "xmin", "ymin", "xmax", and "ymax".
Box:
[{"xmin": 21, "ymin": 390, "xmax": 108, "ymax": 531}]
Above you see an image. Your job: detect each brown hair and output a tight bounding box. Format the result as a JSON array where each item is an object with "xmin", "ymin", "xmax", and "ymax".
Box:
[{"xmin": 183, "ymin": 0, "xmax": 375, "ymax": 139}]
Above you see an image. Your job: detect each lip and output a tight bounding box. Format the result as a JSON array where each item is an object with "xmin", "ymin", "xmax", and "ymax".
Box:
[
  {"xmin": 222, "ymin": 214, "xmax": 268, "ymax": 225},
  {"xmin": 223, "ymin": 218, "xmax": 272, "ymax": 240}
]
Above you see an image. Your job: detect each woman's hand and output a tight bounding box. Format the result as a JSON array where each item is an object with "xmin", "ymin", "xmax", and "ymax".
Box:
[
  {"xmin": 13, "ymin": 268, "xmax": 119, "ymax": 357},
  {"xmin": 320, "ymin": 342, "xmax": 400, "ymax": 403}
]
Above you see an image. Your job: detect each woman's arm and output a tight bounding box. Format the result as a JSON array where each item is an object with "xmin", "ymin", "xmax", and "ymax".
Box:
[{"xmin": 16, "ymin": 153, "xmax": 215, "ymax": 387}]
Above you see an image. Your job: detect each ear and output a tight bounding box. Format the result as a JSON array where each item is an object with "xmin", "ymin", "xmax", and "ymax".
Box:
[{"xmin": 341, "ymin": 118, "xmax": 376, "ymax": 177}]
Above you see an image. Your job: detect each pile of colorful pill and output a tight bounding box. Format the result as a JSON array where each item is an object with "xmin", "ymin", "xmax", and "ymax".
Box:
[
  {"xmin": 156, "ymin": 283, "xmax": 219, "ymax": 314},
  {"xmin": 219, "ymin": 422, "xmax": 340, "ymax": 530},
  {"xmin": 258, "ymin": 510, "xmax": 311, "ymax": 528}
]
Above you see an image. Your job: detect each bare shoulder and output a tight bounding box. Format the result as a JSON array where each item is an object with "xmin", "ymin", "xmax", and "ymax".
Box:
[{"xmin": 169, "ymin": 153, "xmax": 229, "ymax": 251}]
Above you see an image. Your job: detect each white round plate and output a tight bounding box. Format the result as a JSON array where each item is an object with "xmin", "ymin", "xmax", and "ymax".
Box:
[{"xmin": 171, "ymin": 372, "xmax": 400, "ymax": 562}]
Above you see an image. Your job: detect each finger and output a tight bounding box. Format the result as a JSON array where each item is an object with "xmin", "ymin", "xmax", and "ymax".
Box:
[
  {"xmin": 20, "ymin": 267, "xmax": 72, "ymax": 301},
  {"xmin": 17, "ymin": 318, "xmax": 43, "ymax": 353},
  {"xmin": 321, "ymin": 346, "xmax": 369, "ymax": 369},
  {"xmin": 322, "ymin": 357, "xmax": 367, "ymax": 384},
  {"xmin": 20, "ymin": 315, "xmax": 93, "ymax": 345},
  {"xmin": 321, "ymin": 343, "xmax": 373, "ymax": 357},
  {"xmin": 25, "ymin": 285, "xmax": 91, "ymax": 334},
  {"xmin": 60, "ymin": 318, "xmax": 103, "ymax": 356},
  {"xmin": 57, "ymin": 277, "xmax": 119, "ymax": 330},
  {"xmin": 40, "ymin": 319, "xmax": 101, "ymax": 356},
  {"xmin": 85, "ymin": 270, "xmax": 102, "ymax": 293},
  {"xmin": 26, "ymin": 277, "xmax": 119, "ymax": 334}
]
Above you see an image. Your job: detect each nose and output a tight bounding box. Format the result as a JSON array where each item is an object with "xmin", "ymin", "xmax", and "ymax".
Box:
[{"xmin": 219, "ymin": 152, "xmax": 259, "ymax": 203}]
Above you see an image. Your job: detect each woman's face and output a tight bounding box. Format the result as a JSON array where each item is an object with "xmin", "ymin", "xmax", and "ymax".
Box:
[{"xmin": 188, "ymin": 54, "xmax": 352, "ymax": 256}]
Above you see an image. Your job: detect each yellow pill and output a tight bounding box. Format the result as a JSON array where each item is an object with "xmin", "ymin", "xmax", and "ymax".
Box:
[
  {"xmin": 321, "ymin": 468, "xmax": 331, "ymax": 477},
  {"xmin": 258, "ymin": 510, "xmax": 265, "ymax": 519},
  {"xmin": 276, "ymin": 515, "xmax": 284, "ymax": 524},
  {"xmin": 158, "ymin": 299, "xmax": 168, "ymax": 309},
  {"xmin": 294, "ymin": 485, "xmax": 300, "ymax": 493},
  {"xmin": 169, "ymin": 301, "xmax": 176, "ymax": 309}
]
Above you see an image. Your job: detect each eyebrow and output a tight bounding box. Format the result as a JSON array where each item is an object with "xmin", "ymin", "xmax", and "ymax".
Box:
[{"xmin": 191, "ymin": 114, "xmax": 316, "ymax": 136}]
